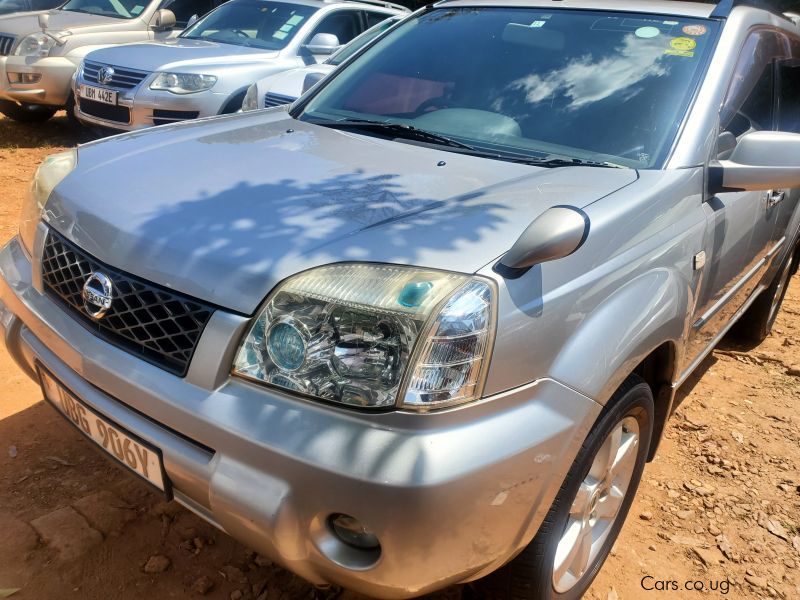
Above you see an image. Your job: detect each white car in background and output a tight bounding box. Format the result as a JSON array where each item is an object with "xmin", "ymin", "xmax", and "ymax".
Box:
[{"xmin": 241, "ymin": 13, "xmax": 400, "ymax": 110}]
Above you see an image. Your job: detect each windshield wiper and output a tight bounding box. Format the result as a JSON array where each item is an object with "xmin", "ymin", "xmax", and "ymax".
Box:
[
  {"xmin": 505, "ymin": 156, "xmax": 626, "ymax": 169},
  {"xmin": 317, "ymin": 118, "xmax": 476, "ymax": 151}
]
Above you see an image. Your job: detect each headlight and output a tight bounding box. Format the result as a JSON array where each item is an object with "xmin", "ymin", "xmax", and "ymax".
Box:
[
  {"xmin": 241, "ymin": 83, "xmax": 259, "ymax": 111},
  {"xmin": 150, "ymin": 72, "xmax": 217, "ymax": 94},
  {"xmin": 14, "ymin": 31, "xmax": 69, "ymax": 57},
  {"xmin": 19, "ymin": 150, "xmax": 76, "ymax": 255},
  {"xmin": 234, "ymin": 264, "xmax": 496, "ymax": 410}
]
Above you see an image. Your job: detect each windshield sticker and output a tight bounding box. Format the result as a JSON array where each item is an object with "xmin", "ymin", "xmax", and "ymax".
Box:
[
  {"xmin": 682, "ymin": 24, "xmax": 707, "ymax": 36},
  {"xmin": 273, "ymin": 30, "xmax": 288, "ymax": 40},
  {"xmin": 663, "ymin": 20, "xmax": 679, "ymax": 25},
  {"xmin": 670, "ymin": 37, "xmax": 697, "ymax": 51},
  {"xmin": 635, "ymin": 26, "xmax": 660, "ymax": 39},
  {"xmin": 530, "ymin": 21, "xmax": 546, "ymax": 28},
  {"xmin": 664, "ymin": 48, "xmax": 695, "ymax": 58},
  {"xmin": 286, "ymin": 15, "xmax": 305, "ymax": 26},
  {"xmin": 131, "ymin": 4, "xmax": 143, "ymax": 14},
  {"xmin": 279, "ymin": 24, "xmax": 293, "ymax": 33}
]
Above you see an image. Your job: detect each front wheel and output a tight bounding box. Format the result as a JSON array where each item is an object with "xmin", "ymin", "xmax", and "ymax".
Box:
[
  {"xmin": 469, "ymin": 375, "xmax": 653, "ymax": 600},
  {"xmin": 0, "ymin": 100, "xmax": 57, "ymax": 123}
]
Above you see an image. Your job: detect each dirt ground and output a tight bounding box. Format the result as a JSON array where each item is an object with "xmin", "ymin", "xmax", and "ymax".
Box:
[{"xmin": 0, "ymin": 112, "xmax": 798, "ymax": 600}]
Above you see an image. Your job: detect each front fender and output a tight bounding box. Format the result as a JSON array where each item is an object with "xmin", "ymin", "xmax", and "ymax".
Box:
[{"xmin": 549, "ymin": 267, "xmax": 688, "ymax": 404}]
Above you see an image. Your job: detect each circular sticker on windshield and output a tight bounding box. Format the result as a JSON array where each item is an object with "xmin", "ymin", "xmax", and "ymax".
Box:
[
  {"xmin": 670, "ymin": 37, "xmax": 697, "ymax": 51},
  {"xmin": 682, "ymin": 24, "xmax": 707, "ymax": 36},
  {"xmin": 635, "ymin": 26, "xmax": 661, "ymax": 38}
]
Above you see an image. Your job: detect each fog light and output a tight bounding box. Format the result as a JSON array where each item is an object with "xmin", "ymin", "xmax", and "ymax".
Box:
[
  {"xmin": 8, "ymin": 72, "xmax": 42, "ymax": 84},
  {"xmin": 329, "ymin": 514, "xmax": 380, "ymax": 550}
]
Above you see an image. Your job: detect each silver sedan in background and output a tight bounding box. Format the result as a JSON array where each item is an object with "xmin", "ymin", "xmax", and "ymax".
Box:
[
  {"xmin": 72, "ymin": 0, "xmax": 406, "ymax": 130},
  {"xmin": 241, "ymin": 13, "xmax": 401, "ymax": 110}
]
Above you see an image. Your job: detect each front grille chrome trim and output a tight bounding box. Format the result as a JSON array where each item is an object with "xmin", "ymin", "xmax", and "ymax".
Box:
[{"xmin": 40, "ymin": 229, "xmax": 216, "ymax": 377}]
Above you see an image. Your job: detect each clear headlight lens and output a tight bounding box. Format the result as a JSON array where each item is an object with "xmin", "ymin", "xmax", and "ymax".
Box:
[
  {"xmin": 233, "ymin": 264, "xmax": 496, "ymax": 410},
  {"xmin": 150, "ymin": 72, "xmax": 217, "ymax": 94},
  {"xmin": 14, "ymin": 32, "xmax": 68, "ymax": 57},
  {"xmin": 241, "ymin": 83, "xmax": 259, "ymax": 111},
  {"xmin": 19, "ymin": 149, "xmax": 77, "ymax": 256}
]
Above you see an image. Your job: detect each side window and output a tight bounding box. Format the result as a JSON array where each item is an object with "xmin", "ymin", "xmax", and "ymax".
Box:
[
  {"xmin": 719, "ymin": 31, "xmax": 786, "ymax": 148},
  {"xmin": 364, "ymin": 11, "xmax": 392, "ymax": 29},
  {"xmin": 308, "ymin": 10, "xmax": 363, "ymax": 47},
  {"xmin": 161, "ymin": 0, "xmax": 213, "ymax": 28},
  {"xmin": 777, "ymin": 57, "xmax": 800, "ymax": 133}
]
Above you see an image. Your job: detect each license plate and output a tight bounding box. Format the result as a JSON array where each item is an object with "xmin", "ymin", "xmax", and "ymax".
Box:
[
  {"xmin": 79, "ymin": 84, "xmax": 117, "ymax": 105},
  {"xmin": 37, "ymin": 365, "xmax": 169, "ymax": 494}
]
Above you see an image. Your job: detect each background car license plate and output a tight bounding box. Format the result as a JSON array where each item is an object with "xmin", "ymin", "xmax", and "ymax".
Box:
[
  {"xmin": 37, "ymin": 365, "xmax": 168, "ymax": 493},
  {"xmin": 79, "ymin": 84, "xmax": 117, "ymax": 105}
]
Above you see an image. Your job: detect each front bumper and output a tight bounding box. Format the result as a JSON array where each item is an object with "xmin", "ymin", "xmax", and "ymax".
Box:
[
  {"xmin": 72, "ymin": 72, "xmax": 230, "ymax": 131},
  {"xmin": 0, "ymin": 55, "xmax": 78, "ymax": 107},
  {"xmin": 0, "ymin": 234, "xmax": 601, "ymax": 599}
]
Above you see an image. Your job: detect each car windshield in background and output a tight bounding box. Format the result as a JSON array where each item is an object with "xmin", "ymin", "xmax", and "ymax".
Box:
[
  {"xmin": 299, "ymin": 8, "xmax": 719, "ymax": 168},
  {"xmin": 61, "ymin": 0, "xmax": 145, "ymax": 19},
  {"xmin": 181, "ymin": 1, "xmax": 317, "ymax": 50},
  {"xmin": 328, "ymin": 17, "xmax": 400, "ymax": 67}
]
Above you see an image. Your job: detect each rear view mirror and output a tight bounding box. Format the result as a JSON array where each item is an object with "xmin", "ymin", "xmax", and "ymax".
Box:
[
  {"xmin": 710, "ymin": 131, "xmax": 800, "ymax": 192},
  {"xmin": 305, "ymin": 33, "xmax": 341, "ymax": 55},
  {"xmin": 502, "ymin": 23, "xmax": 565, "ymax": 51},
  {"xmin": 152, "ymin": 9, "xmax": 176, "ymax": 32}
]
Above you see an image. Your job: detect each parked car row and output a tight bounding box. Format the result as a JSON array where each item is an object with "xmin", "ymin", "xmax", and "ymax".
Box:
[{"xmin": 0, "ymin": 0, "xmax": 407, "ymax": 127}]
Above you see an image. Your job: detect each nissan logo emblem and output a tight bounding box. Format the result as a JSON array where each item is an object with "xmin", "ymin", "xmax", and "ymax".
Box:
[{"xmin": 82, "ymin": 272, "xmax": 114, "ymax": 319}]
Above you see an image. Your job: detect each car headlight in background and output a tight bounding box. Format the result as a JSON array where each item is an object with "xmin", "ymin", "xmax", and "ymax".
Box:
[
  {"xmin": 233, "ymin": 264, "xmax": 496, "ymax": 411},
  {"xmin": 19, "ymin": 149, "xmax": 77, "ymax": 256},
  {"xmin": 241, "ymin": 83, "xmax": 259, "ymax": 112},
  {"xmin": 14, "ymin": 31, "xmax": 70, "ymax": 57},
  {"xmin": 150, "ymin": 72, "xmax": 217, "ymax": 94}
]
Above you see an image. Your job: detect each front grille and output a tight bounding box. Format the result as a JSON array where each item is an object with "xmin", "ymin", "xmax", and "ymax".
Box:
[
  {"xmin": 78, "ymin": 98, "xmax": 131, "ymax": 124},
  {"xmin": 0, "ymin": 34, "xmax": 15, "ymax": 56},
  {"xmin": 264, "ymin": 92, "xmax": 296, "ymax": 108},
  {"xmin": 82, "ymin": 60, "xmax": 150, "ymax": 90},
  {"xmin": 152, "ymin": 109, "xmax": 200, "ymax": 126},
  {"xmin": 41, "ymin": 230, "xmax": 215, "ymax": 377}
]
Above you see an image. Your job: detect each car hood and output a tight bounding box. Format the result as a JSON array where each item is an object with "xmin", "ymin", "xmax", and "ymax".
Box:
[
  {"xmin": 86, "ymin": 37, "xmax": 278, "ymax": 72},
  {"xmin": 0, "ymin": 8, "xmax": 126, "ymax": 36},
  {"xmin": 47, "ymin": 110, "xmax": 638, "ymax": 315}
]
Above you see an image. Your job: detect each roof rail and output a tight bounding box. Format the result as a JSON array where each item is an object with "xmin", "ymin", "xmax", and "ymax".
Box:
[
  {"xmin": 323, "ymin": 0, "xmax": 411, "ymax": 12},
  {"xmin": 711, "ymin": 0, "xmax": 800, "ymax": 20}
]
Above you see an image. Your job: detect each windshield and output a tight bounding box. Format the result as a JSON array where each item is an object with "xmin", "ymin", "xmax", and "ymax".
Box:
[
  {"xmin": 181, "ymin": 1, "xmax": 316, "ymax": 50},
  {"xmin": 299, "ymin": 8, "xmax": 719, "ymax": 168},
  {"xmin": 328, "ymin": 16, "xmax": 400, "ymax": 66},
  {"xmin": 61, "ymin": 0, "xmax": 147, "ymax": 19}
]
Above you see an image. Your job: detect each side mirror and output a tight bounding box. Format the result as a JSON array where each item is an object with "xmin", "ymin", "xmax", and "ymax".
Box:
[
  {"xmin": 38, "ymin": 12, "xmax": 49, "ymax": 31},
  {"xmin": 186, "ymin": 13, "xmax": 199, "ymax": 28},
  {"xmin": 710, "ymin": 131, "xmax": 800, "ymax": 192},
  {"xmin": 495, "ymin": 206, "xmax": 590, "ymax": 279},
  {"xmin": 304, "ymin": 33, "xmax": 340, "ymax": 55},
  {"xmin": 302, "ymin": 71, "xmax": 326, "ymax": 93},
  {"xmin": 151, "ymin": 9, "xmax": 176, "ymax": 32}
]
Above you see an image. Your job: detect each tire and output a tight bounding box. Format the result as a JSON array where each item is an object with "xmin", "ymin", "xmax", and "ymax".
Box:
[
  {"xmin": 0, "ymin": 99, "xmax": 57, "ymax": 123},
  {"xmin": 220, "ymin": 90, "xmax": 247, "ymax": 114},
  {"xmin": 731, "ymin": 249, "xmax": 795, "ymax": 346},
  {"xmin": 64, "ymin": 92, "xmax": 79, "ymax": 126},
  {"xmin": 469, "ymin": 375, "xmax": 654, "ymax": 600}
]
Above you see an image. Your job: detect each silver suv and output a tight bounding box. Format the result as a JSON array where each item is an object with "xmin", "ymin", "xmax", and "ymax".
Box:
[
  {"xmin": 72, "ymin": 0, "xmax": 406, "ymax": 130},
  {"xmin": 0, "ymin": 0, "xmax": 223, "ymax": 122},
  {"xmin": 3, "ymin": 1, "xmax": 800, "ymax": 599}
]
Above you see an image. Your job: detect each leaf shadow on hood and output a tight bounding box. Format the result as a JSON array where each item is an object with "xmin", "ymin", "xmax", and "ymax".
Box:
[{"xmin": 121, "ymin": 168, "xmax": 508, "ymax": 314}]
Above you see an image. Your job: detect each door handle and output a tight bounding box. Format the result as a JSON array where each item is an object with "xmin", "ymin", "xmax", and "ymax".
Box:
[{"xmin": 767, "ymin": 189, "xmax": 786, "ymax": 209}]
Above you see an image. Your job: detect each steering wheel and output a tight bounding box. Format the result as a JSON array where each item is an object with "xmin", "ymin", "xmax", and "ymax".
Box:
[
  {"xmin": 413, "ymin": 96, "xmax": 458, "ymax": 116},
  {"xmin": 230, "ymin": 29, "xmax": 250, "ymax": 39}
]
